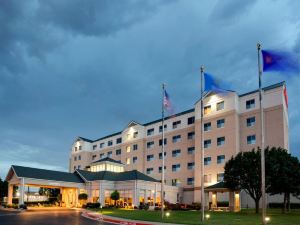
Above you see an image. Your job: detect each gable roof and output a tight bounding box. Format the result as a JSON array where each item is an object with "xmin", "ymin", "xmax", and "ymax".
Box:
[
  {"xmin": 76, "ymin": 169, "xmax": 159, "ymax": 182},
  {"xmin": 91, "ymin": 157, "xmax": 123, "ymax": 165},
  {"xmin": 9, "ymin": 165, "xmax": 85, "ymax": 183},
  {"xmin": 77, "ymin": 136, "xmax": 93, "ymax": 143}
]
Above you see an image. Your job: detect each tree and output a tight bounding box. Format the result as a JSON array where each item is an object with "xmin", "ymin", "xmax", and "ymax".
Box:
[
  {"xmin": 224, "ymin": 149, "xmax": 262, "ymax": 213},
  {"xmin": 265, "ymin": 147, "xmax": 300, "ymax": 213},
  {"xmin": 110, "ymin": 190, "xmax": 120, "ymax": 206},
  {"xmin": 0, "ymin": 178, "xmax": 8, "ymax": 203}
]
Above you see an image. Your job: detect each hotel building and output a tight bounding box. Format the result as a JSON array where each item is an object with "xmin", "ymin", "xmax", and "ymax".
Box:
[{"xmin": 69, "ymin": 81, "xmax": 289, "ymax": 206}]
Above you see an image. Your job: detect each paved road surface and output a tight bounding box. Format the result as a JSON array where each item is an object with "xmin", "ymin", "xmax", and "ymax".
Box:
[{"xmin": 0, "ymin": 208, "xmax": 113, "ymax": 225}]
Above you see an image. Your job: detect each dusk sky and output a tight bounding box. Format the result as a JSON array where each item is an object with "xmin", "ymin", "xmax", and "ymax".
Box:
[{"xmin": 1, "ymin": 0, "xmax": 300, "ymax": 179}]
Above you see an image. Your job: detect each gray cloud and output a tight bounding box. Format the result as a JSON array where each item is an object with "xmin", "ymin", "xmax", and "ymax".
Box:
[{"xmin": 1, "ymin": 0, "xmax": 300, "ymax": 178}]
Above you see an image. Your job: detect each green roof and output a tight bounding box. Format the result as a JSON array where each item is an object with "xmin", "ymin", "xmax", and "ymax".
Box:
[
  {"xmin": 76, "ymin": 169, "xmax": 159, "ymax": 182},
  {"xmin": 11, "ymin": 165, "xmax": 85, "ymax": 183},
  {"xmin": 205, "ymin": 181, "xmax": 228, "ymax": 190}
]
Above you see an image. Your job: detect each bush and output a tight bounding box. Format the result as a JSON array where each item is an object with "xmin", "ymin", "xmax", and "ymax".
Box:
[
  {"xmin": 78, "ymin": 193, "xmax": 88, "ymax": 200},
  {"xmin": 86, "ymin": 202, "xmax": 101, "ymax": 208},
  {"xmin": 19, "ymin": 204, "xmax": 27, "ymax": 210}
]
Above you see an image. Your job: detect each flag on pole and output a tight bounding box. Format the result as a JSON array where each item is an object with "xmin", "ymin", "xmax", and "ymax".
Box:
[
  {"xmin": 163, "ymin": 90, "xmax": 174, "ymax": 115},
  {"xmin": 262, "ymin": 50, "xmax": 300, "ymax": 73},
  {"xmin": 204, "ymin": 73, "xmax": 228, "ymax": 94}
]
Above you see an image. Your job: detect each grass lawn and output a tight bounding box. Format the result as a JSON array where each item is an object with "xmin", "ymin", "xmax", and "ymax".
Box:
[{"xmin": 90, "ymin": 208, "xmax": 300, "ymax": 225}]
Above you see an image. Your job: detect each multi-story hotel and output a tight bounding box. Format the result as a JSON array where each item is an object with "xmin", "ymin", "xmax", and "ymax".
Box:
[{"xmin": 69, "ymin": 81, "xmax": 289, "ymax": 205}]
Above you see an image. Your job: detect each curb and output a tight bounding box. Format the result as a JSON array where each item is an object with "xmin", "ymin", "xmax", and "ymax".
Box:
[{"xmin": 81, "ymin": 211, "xmax": 179, "ymax": 225}]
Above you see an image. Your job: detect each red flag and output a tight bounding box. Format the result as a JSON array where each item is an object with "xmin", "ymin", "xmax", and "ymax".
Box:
[{"xmin": 284, "ymin": 86, "xmax": 288, "ymax": 108}]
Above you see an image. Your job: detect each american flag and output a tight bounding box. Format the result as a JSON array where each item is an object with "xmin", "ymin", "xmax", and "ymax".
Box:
[{"xmin": 163, "ymin": 90, "xmax": 174, "ymax": 114}]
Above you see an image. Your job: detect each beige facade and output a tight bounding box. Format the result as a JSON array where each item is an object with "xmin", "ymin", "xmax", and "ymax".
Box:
[{"xmin": 69, "ymin": 82, "xmax": 289, "ymax": 205}]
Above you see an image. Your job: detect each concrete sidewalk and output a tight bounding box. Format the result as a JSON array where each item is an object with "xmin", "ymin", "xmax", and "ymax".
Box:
[{"xmin": 82, "ymin": 210, "xmax": 182, "ymax": 225}]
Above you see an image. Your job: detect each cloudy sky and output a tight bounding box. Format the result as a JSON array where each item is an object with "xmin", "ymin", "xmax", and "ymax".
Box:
[{"xmin": 1, "ymin": 0, "xmax": 300, "ymax": 179}]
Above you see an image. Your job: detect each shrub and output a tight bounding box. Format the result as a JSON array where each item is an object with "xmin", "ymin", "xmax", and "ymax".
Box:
[
  {"xmin": 19, "ymin": 204, "xmax": 27, "ymax": 210},
  {"xmin": 78, "ymin": 193, "xmax": 88, "ymax": 200},
  {"xmin": 86, "ymin": 202, "xmax": 101, "ymax": 208},
  {"xmin": 269, "ymin": 203, "xmax": 300, "ymax": 209}
]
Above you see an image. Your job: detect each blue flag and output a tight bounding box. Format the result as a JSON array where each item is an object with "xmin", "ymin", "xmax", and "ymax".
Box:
[
  {"xmin": 262, "ymin": 50, "xmax": 300, "ymax": 73},
  {"xmin": 204, "ymin": 73, "xmax": 227, "ymax": 94}
]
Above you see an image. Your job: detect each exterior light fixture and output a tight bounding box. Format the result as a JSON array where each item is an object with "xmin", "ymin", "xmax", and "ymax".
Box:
[
  {"xmin": 166, "ymin": 212, "xmax": 170, "ymax": 217},
  {"xmin": 265, "ymin": 217, "xmax": 270, "ymax": 223},
  {"xmin": 205, "ymin": 214, "xmax": 210, "ymax": 219}
]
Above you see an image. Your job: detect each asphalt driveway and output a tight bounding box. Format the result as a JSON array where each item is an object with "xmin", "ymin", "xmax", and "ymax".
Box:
[{"xmin": 0, "ymin": 208, "xmax": 112, "ymax": 225}]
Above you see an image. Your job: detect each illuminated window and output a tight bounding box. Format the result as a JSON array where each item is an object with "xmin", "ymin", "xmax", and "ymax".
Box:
[
  {"xmin": 126, "ymin": 146, "xmax": 131, "ymax": 153},
  {"xmin": 126, "ymin": 158, "xmax": 131, "ymax": 165},
  {"xmin": 171, "ymin": 179, "xmax": 181, "ymax": 187},
  {"xmin": 204, "ymin": 105, "xmax": 211, "ymax": 115}
]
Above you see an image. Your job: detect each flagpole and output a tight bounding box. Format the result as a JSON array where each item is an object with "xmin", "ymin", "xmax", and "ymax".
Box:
[
  {"xmin": 257, "ymin": 43, "xmax": 266, "ymax": 225},
  {"xmin": 161, "ymin": 83, "xmax": 165, "ymax": 220},
  {"xmin": 200, "ymin": 66, "xmax": 205, "ymax": 222}
]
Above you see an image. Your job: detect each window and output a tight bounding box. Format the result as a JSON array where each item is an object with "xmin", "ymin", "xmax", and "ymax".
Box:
[
  {"xmin": 187, "ymin": 162, "xmax": 195, "ymax": 170},
  {"xmin": 187, "ymin": 177, "xmax": 194, "ymax": 185},
  {"xmin": 247, "ymin": 135, "xmax": 256, "ymax": 144},
  {"xmin": 188, "ymin": 116, "xmax": 195, "ymax": 125},
  {"xmin": 74, "ymin": 147, "xmax": 77, "ymax": 152},
  {"xmin": 247, "ymin": 117, "xmax": 256, "ymax": 127},
  {"xmin": 217, "ymin": 101, "xmax": 224, "ymax": 111},
  {"xmin": 78, "ymin": 155, "xmax": 81, "ymax": 160},
  {"xmin": 133, "ymin": 131, "xmax": 138, "ymax": 138},
  {"xmin": 126, "ymin": 146, "xmax": 131, "ymax": 153},
  {"xmin": 204, "ymin": 174, "xmax": 212, "ymax": 183},
  {"xmin": 116, "ymin": 138, "xmax": 122, "ymax": 144},
  {"xmin": 147, "ymin": 154, "xmax": 154, "ymax": 161},
  {"xmin": 159, "ymin": 166, "xmax": 166, "ymax": 173},
  {"xmin": 204, "ymin": 139, "xmax": 212, "ymax": 148},
  {"xmin": 172, "ymin": 135, "xmax": 181, "ymax": 143},
  {"xmin": 116, "ymin": 149, "xmax": 121, "ymax": 155},
  {"xmin": 217, "ymin": 155, "xmax": 225, "ymax": 164},
  {"xmin": 108, "ymin": 140, "xmax": 113, "ymax": 146},
  {"xmin": 133, "ymin": 144, "xmax": 138, "ymax": 151},
  {"xmin": 172, "ymin": 164, "xmax": 181, "ymax": 172},
  {"xmin": 204, "ymin": 122, "xmax": 212, "ymax": 131},
  {"xmin": 92, "ymin": 155, "xmax": 96, "ymax": 160},
  {"xmin": 204, "ymin": 105, "xmax": 211, "ymax": 115},
  {"xmin": 79, "ymin": 146, "xmax": 82, "ymax": 150},
  {"xmin": 147, "ymin": 128, "xmax": 154, "ymax": 136},
  {"xmin": 172, "ymin": 179, "xmax": 181, "ymax": 187},
  {"xmin": 126, "ymin": 158, "xmax": 131, "ymax": 165},
  {"xmin": 100, "ymin": 153, "xmax": 105, "ymax": 159},
  {"xmin": 204, "ymin": 157, "xmax": 211, "ymax": 166},
  {"xmin": 78, "ymin": 165, "xmax": 81, "ymax": 170},
  {"xmin": 172, "ymin": 120, "xmax": 181, "ymax": 129},
  {"xmin": 159, "ymin": 138, "xmax": 167, "ymax": 146},
  {"xmin": 217, "ymin": 137, "xmax": 225, "ymax": 146},
  {"xmin": 147, "ymin": 141, "xmax": 154, "ymax": 149},
  {"xmin": 100, "ymin": 143, "xmax": 104, "ymax": 148},
  {"xmin": 146, "ymin": 168, "xmax": 153, "ymax": 174},
  {"xmin": 217, "ymin": 173, "xmax": 224, "ymax": 182},
  {"xmin": 159, "ymin": 152, "xmax": 167, "ymax": 159},
  {"xmin": 246, "ymin": 99, "xmax": 255, "ymax": 109},
  {"xmin": 74, "ymin": 156, "xmax": 77, "ymax": 161},
  {"xmin": 187, "ymin": 147, "xmax": 195, "ymax": 154},
  {"xmin": 187, "ymin": 131, "xmax": 195, "ymax": 140},
  {"xmin": 93, "ymin": 145, "xmax": 97, "ymax": 150},
  {"xmin": 217, "ymin": 119, "xmax": 225, "ymax": 128},
  {"xmin": 172, "ymin": 149, "xmax": 181, "ymax": 157},
  {"xmin": 133, "ymin": 156, "xmax": 138, "ymax": 164},
  {"xmin": 107, "ymin": 151, "xmax": 112, "ymax": 158},
  {"xmin": 159, "ymin": 124, "xmax": 167, "ymax": 132}
]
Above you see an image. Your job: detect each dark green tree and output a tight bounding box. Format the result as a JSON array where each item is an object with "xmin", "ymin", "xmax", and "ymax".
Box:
[
  {"xmin": 224, "ymin": 149, "xmax": 262, "ymax": 213},
  {"xmin": 0, "ymin": 178, "xmax": 8, "ymax": 203},
  {"xmin": 265, "ymin": 147, "xmax": 300, "ymax": 213},
  {"xmin": 110, "ymin": 190, "xmax": 120, "ymax": 206}
]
